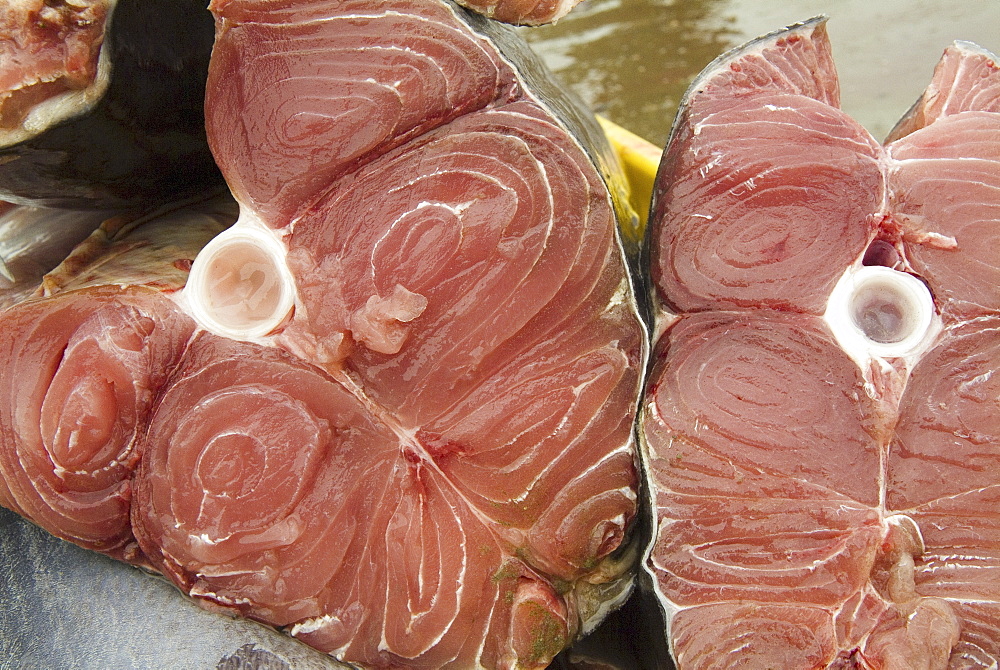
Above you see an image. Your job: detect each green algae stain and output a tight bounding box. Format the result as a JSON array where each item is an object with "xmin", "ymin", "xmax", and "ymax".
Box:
[
  {"xmin": 521, "ymin": 602, "xmax": 567, "ymax": 666},
  {"xmin": 491, "ymin": 560, "xmax": 520, "ymax": 584},
  {"xmin": 549, "ymin": 577, "xmax": 572, "ymax": 595}
]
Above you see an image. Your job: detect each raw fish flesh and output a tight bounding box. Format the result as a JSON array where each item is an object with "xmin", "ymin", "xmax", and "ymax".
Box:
[
  {"xmin": 451, "ymin": 0, "xmax": 584, "ymax": 26},
  {"xmin": 168, "ymin": 2, "xmax": 644, "ymax": 666},
  {"xmin": 0, "ymin": 194, "xmax": 235, "ymax": 556},
  {"xmin": 0, "ymin": 0, "xmax": 224, "ymax": 209},
  {"xmin": 641, "ymin": 17, "xmax": 1000, "ymax": 669},
  {"xmin": 0, "ymin": 1, "xmax": 646, "ymax": 668}
]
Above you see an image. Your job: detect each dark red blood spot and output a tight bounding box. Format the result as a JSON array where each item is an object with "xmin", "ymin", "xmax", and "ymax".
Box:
[
  {"xmin": 828, "ymin": 649, "xmax": 868, "ymax": 669},
  {"xmin": 862, "ymin": 239, "xmax": 900, "ymax": 269},
  {"xmin": 173, "ymin": 259, "xmax": 194, "ymax": 272},
  {"xmin": 761, "ymin": 238, "xmax": 789, "ymax": 262}
]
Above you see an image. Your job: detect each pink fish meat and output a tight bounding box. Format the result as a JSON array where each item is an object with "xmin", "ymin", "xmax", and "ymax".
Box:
[
  {"xmin": 0, "ymin": 196, "xmax": 235, "ymax": 557},
  {"xmin": 451, "ymin": 0, "xmax": 585, "ymax": 26},
  {"xmin": 0, "ymin": 1, "xmax": 646, "ymax": 668},
  {"xmin": 641, "ymin": 17, "xmax": 1000, "ymax": 669}
]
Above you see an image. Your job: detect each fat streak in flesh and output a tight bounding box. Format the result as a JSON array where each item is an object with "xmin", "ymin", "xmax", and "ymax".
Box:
[{"xmin": 641, "ymin": 18, "xmax": 1000, "ymax": 669}]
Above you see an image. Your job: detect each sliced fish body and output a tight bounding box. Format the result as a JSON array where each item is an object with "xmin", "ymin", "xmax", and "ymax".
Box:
[
  {"xmin": 0, "ymin": 195, "xmax": 236, "ymax": 560},
  {"xmin": 648, "ymin": 19, "xmax": 878, "ymax": 319},
  {"xmin": 0, "ymin": 285, "xmax": 196, "ymax": 558},
  {"xmin": 162, "ymin": 2, "xmax": 645, "ymax": 666},
  {"xmin": 0, "ymin": 1, "xmax": 646, "ymax": 668},
  {"xmin": 642, "ymin": 17, "xmax": 1000, "ymax": 668},
  {"xmin": 0, "ymin": 0, "xmax": 224, "ymax": 209}
]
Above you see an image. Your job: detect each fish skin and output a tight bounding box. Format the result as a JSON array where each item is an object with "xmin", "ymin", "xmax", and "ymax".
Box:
[
  {"xmin": 0, "ymin": 506, "xmax": 350, "ymax": 670},
  {"xmin": 0, "ymin": 0, "xmax": 225, "ymax": 210}
]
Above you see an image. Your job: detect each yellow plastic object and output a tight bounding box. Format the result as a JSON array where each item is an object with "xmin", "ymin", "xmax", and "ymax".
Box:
[{"xmin": 597, "ymin": 115, "xmax": 662, "ymax": 237}]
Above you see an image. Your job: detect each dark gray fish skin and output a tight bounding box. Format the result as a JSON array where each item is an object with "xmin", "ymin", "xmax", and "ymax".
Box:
[
  {"xmin": 0, "ymin": 507, "xmax": 351, "ymax": 670},
  {"xmin": 218, "ymin": 644, "xmax": 292, "ymax": 670},
  {"xmin": 0, "ymin": 0, "xmax": 224, "ymax": 211}
]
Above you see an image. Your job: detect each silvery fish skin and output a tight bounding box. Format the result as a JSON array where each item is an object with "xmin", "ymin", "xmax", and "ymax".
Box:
[
  {"xmin": 0, "ymin": 507, "xmax": 349, "ymax": 670},
  {"xmin": 0, "ymin": 203, "xmax": 111, "ymax": 310},
  {"xmin": 0, "ymin": 0, "xmax": 224, "ymax": 210}
]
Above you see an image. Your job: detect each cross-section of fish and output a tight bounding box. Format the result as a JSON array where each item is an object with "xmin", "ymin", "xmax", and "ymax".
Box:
[
  {"xmin": 0, "ymin": 194, "xmax": 235, "ymax": 559},
  {"xmin": 641, "ymin": 17, "xmax": 1000, "ymax": 669},
  {"xmin": 0, "ymin": 1, "xmax": 647, "ymax": 668},
  {"xmin": 148, "ymin": 2, "xmax": 646, "ymax": 666}
]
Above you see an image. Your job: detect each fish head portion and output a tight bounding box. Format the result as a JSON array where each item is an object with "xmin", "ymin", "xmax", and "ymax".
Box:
[{"xmin": 0, "ymin": 0, "xmax": 111, "ymax": 139}]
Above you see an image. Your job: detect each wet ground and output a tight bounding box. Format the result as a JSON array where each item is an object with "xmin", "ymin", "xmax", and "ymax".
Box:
[{"xmin": 522, "ymin": 0, "xmax": 1000, "ymax": 147}]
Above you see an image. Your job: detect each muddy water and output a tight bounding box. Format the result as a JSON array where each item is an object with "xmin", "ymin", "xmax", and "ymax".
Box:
[{"xmin": 522, "ymin": 0, "xmax": 1000, "ymax": 147}]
